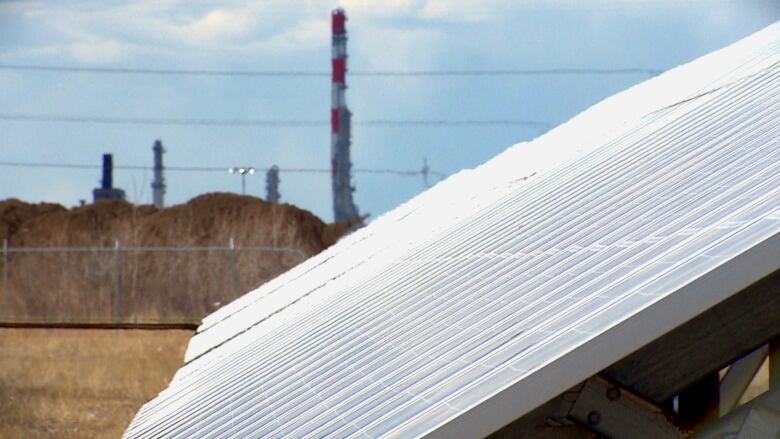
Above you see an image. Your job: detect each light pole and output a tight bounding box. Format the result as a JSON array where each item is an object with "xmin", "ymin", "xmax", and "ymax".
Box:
[{"xmin": 228, "ymin": 167, "xmax": 255, "ymax": 195}]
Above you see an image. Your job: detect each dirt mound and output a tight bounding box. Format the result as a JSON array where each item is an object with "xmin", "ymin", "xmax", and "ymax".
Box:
[
  {"xmin": 0, "ymin": 194, "xmax": 349, "ymax": 323},
  {"xmin": 2, "ymin": 194, "xmax": 341, "ymax": 249},
  {"xmin": 134, "ymin": 193, "xmax": 338, "ymax": 253},
  {"xmin": 0, "ymin": 198, "xmax": 66, "ymax": 242}
]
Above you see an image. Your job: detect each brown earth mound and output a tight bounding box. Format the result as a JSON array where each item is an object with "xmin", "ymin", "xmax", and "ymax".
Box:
[
  {"xmin": 0, "ymin": 198, "xmax": 66, "ymax": 241},
  {"xmin": 0, "ymin": 194, "xmax": 350, "ymax": 324}
]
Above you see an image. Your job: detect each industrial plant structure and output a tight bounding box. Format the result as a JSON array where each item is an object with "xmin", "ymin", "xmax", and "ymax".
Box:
[
  {"xmin": 330, "ymin": 8, "xmax": 360, "ymax": 224},
  {"xmin": 151, "ymin": 140, "xmax": 166, "ymax": 209},
  {"xmin": 92, "ymin": 154, "xmax": 125, "ymax": 202}
]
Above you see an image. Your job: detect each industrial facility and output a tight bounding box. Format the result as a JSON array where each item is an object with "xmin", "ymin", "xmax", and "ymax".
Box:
[
  {"xmin": 330, "ymin": 8, "xmax": 361, "ymax": 224},
  {"xmin": 91, "ymin": 8, "xmax": 362, "ymax": 219},
  {"xmin": 92, "ymin": 154, "xmax": 125, "ymax": 202}
]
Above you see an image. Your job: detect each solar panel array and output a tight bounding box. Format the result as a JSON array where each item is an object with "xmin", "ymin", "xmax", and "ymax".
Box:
[{"xmin": 125, "ymin": 23, "xmax": 780, "ymax": 438}]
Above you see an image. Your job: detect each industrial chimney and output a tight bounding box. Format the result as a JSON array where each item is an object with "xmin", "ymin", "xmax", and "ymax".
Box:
[
  {"xmin": 331, "ymin": 8, "xmax": 360, "ymax": 223},
  {"xmin": 92, "ymin": 153, "xmax": 126, "ymax": 202},
  {"xmin": 265, "ymin": 165, "xmax": 280, "ymax": 204},
  {"xmin": 151, "ymin": 140, "xmax": 166, "ymax": 209}
]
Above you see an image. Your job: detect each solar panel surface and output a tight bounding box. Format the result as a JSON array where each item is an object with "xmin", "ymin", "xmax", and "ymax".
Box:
[{"xmin": 125, "ymin": 23, "xmax": 780, "ymax": 439}]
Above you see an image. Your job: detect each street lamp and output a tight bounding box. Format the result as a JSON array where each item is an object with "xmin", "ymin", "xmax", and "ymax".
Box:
[{"xmin": 228, "ymin": 167, "xmax": 255, "ymax": 195}]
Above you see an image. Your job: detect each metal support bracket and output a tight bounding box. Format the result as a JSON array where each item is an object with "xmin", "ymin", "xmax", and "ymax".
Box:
[{"xmin": 566, "ymin": 376, "xmax": 686, "ymax": 439}]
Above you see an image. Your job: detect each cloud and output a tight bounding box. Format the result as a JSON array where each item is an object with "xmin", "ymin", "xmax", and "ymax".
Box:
[
  {"xmin": 354, "ymin": 26, "xmax": 445, "ymax": 71},
  {"xmin": 27, "ymin": 39, "xmax": 134, "ymax": 63},
  {"xmin": 250, "ymin": 18, "xmax": 330, "ymax": 52},
  {"xmin": 5, "ymin": 0, "xmax": 517, "ymax": 64},
  {"xmin": 174, "ymin": 9, "xmax": 254, "ymax": 45},
  {"xmin": 317, "ymin": 0, "xmax": 504, "ymax": 22},
  {"xmin": 6, "ymin": 1, "xmax": 332, "ymax": 61},
  {"xmin": 69, "ymin": 39, "xmax": 126, "ymax": 62},
  {"xmin": 337, "ymin": 0, "xmax": 423, "ymax": 18},
  {"xmin": 418, "ymin": 0, "xmax": 500, "ymax": 22}
]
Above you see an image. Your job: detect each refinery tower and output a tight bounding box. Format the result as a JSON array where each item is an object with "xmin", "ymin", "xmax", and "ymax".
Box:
[{"xmin": 331, "ymin": 8, "xmax": 360, "ymax": 223}]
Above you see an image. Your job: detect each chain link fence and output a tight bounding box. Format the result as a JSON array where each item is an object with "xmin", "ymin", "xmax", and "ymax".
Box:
[{"xmin": 0, "ymin": 239, "xmax": 306, "ymax": 325}]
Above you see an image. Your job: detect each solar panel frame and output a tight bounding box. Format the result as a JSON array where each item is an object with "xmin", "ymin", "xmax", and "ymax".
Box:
[
  {"xmin": 124, "ymin": 24, "xmax": 780, "ymax": 439},
  {"xmin": 426, "ymin": 230, "xmax": 780, "ymax": 438}
]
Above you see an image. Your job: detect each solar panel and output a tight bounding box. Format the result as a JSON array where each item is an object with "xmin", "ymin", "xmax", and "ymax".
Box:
[{"xmin": 125, "ymin": 23, "xmax": 780, "ymax": 439}]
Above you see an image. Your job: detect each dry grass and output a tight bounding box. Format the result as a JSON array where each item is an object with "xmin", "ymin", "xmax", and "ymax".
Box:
[
  {"xmin": 0, "ymin": 328, "xmax": 192, "ymax": 438},
  {"xmin": 0, "ymin": 195, "xmax": 353, "ymax": 438},
  {"xmin": 4, "ymin": 249, "xmax": 304, "ymax": 324},
  {"xmin": 0, "ymin": 194, "xmax": 351, "ymax": 324}
]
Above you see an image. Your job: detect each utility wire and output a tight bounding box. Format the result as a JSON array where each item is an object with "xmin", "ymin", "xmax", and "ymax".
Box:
[
  {"xmin": 0, "ymin": 63, "xmax": 662, "ymax": 77},
  {"xmin": 0, "ymin": 114, "xmax": 323, "ymax": 127},
  {"xmin": 0, "ymin": 113, "xmax": 550, "ymax": 129},
  {"xmin": 351, "ymin": 68, "xmax": 662, "ymax": 77},
  {"xmin": 0, "ymin": 160, "xmax": 443, "ymax": 177}
]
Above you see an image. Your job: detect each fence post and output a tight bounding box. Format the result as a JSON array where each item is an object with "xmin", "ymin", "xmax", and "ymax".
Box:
[
  {"xmin": 113, "ymin": 239, "xmax": 121, "ymax": 322},
  {"xmin": 2, "ymin": 239, "xmax": 7, "ymax": 320},
  {"xmin": 229, "ymin": 238, "xmax": 238, "ymax": 302}
]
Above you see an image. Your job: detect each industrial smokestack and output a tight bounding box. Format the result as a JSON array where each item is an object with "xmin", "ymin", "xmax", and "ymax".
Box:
[
  {"xmin": 101, "ymin": 154, "xmax": 113, "ymax": 189},
  {"xmin": 265, "ymin": 165, "xmax": 280, "ymax": 204},
  {"xmin": 331, "ymin": 8, "xmax": 360, "ymax": 223},
  {"xmin": 151, "ymin": 140, "xmax": 166, "ymax": 209},
  {"xmin": 93, "ymin": 153, "xmax": 126, "ymax": 202}
]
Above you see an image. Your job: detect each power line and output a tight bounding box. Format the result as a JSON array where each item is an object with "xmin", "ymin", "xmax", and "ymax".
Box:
[
  {"xmin": 0, "ymin": 114, "xmax": 323, "ymax": 127},
  {"xmin": 359, "ymin": 119, "xmax": 549, "ymax": 128},
  {"xmin": 351, "ymin": 68, "xmax": 662, "ymax": 77},
  {"xmin": 0, "ymin": 160, "xmax": 442, "ymax": 177},
  {"xmin": 0, "ymin": 63, "xmax": 662, "ymax": 77},
  {"xmin": 0, "ymin": 113, "xmax": 550, "ymax": 129}
]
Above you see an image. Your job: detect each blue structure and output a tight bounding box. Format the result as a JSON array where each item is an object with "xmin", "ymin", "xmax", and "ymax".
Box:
[{"xmin": 93, "ymin": 153, "xmax": 126, "ymax": 202}]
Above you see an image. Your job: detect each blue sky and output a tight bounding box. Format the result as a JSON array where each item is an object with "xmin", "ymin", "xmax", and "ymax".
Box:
[{"xmin": 1, "ymin": 0, "xmax": 778, "ymax": 222}]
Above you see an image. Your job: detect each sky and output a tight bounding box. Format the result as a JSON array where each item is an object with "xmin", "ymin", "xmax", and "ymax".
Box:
[{"xmin": 1, "ymin": 0, "xmax": 778, "ymax": 222}]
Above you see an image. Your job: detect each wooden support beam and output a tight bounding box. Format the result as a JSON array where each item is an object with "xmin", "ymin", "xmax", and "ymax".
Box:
[
  {"xmin": 691, "ymin": 386, "xmax": 780, "ymax": 438},
  {"xmin": 603, "ymin": 269, "xmax": 780, "ymax": 403},
  {"xmin": 676, "ymin": 372, "xmax": 719, "ymax": 428},
  {"xmin": 567, "ymin": 376, "xmax": 685, "ymax": 439},
  {"xmin": 719, "ymin": 344, "xmax": 768, "ymax": 416},
  {"xmin": 490, "ymin": 271, "xmax": 780, "ymax": 437},
  {"xmin": 770, "ymin": 339, "xmax": 780, "ymax": 391}
]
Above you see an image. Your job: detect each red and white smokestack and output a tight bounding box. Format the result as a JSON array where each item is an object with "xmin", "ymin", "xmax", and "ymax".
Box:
[
  {"xmin": 330, "ymin": 8, "xmax": 359, "ymax": 223},
  {"xmin": 331, "ymin": 8, "xmax": 347, "ymax": 175}
]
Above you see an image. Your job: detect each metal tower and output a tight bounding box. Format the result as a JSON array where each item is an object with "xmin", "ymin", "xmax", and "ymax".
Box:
[
  {"xmin": 331, "ymin": 8, "xmax": 360, "ymax": 223},
  {"xmin": 266, "ymin": 165, "xmax": 280, "ymax": 204},
  {"xmin": 151, "ymin": 140, "xmax": 166, "ymax": 208}
]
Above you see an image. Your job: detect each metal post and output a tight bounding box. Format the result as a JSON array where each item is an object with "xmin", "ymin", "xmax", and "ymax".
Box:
[
  {"xmin": 2, "ymin": 239, "xmax": 7, "ymax": 320},
  {"xmin": 229, "ymin": 167, "xmax": 255, "ymax": 195},
  {"xmin": 229, "ymin": 237, "xmax": 238, "ymax": 300},
  {"xmin": 113, "ymin": 239, "xmax": 121, "ymax": 322}
]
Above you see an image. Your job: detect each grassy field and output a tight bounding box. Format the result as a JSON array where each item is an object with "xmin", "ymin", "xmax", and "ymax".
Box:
[
  {"xmin": 0, "ymin": 328, "xmax": 192, "ymax": 438},
  {"xmin": 0, "ymin": 329, "xmax": 771, "ymax": 438},
  {"xmin": 0, "ymin": 195, "xmax": 354, "ymax": 437}
]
